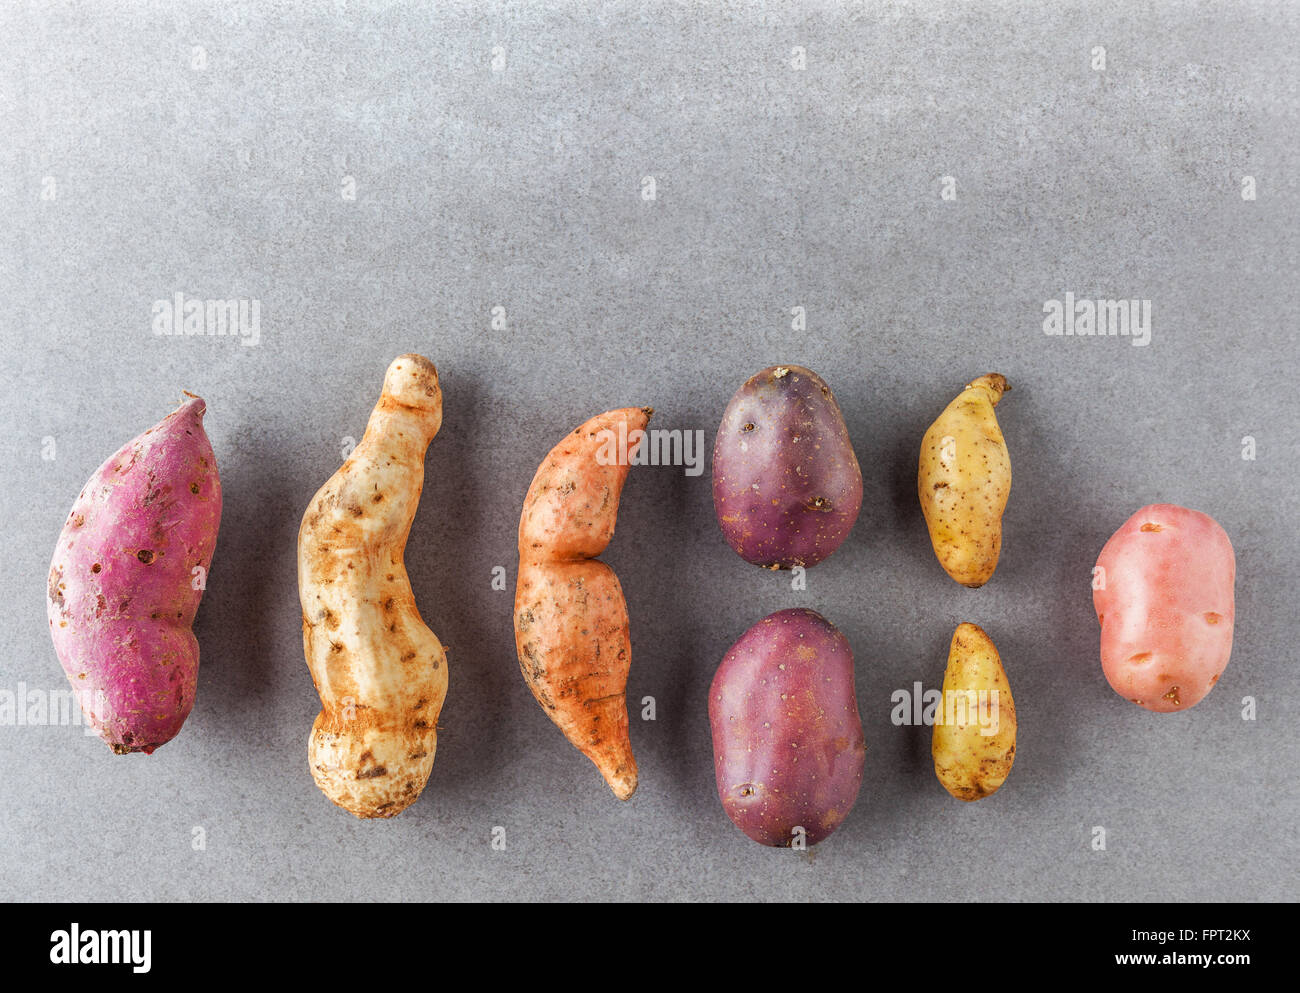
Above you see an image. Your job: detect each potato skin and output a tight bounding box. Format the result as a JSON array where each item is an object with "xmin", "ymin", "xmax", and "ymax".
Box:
[
  {"xmin": 918, "ymin": 374, "xmax": 1010, "ymax": 587},
  {"xmin": 709, "ymin": 608, "xmax": 865, "ymax": 847},
  {"xmin": 712, "ymin": 365, "xmax": 862, "ymax": 569},
  {"xmin": 515, "ymin": 407, "xmax": 651, "ymax": 801},
  {"xmin": 1093, "ymin": 504, "xmax": 1235, "ymax": 713},
  {"xmin": 300, "ymin": 355, "xmax": 447, "ymax": 818},
  {"xmin": 932, "ymin": 623, "xmax": 1016, "ymax": 802},
  {"xmin": 47, "ymin": 397, "xmax": 222, "ymax": 754}
]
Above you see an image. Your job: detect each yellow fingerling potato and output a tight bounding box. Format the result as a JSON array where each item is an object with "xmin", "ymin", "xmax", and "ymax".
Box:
[
  {"xmin": 932, "ymin": 623, "xmax": 1016, "ymax": 802},
  {"xmin": 918, "ymin": 373, "xmax": 1011, "ymax": 587}
]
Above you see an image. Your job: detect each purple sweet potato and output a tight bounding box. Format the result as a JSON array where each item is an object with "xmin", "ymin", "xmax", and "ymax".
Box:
[
  {"xmin": 712, "ymin": 365, "xmax": 862, "ymax": 569},
  {"xmin": 47, "ymin": 396, "xmax": 222, "ymax": 754},
  {"xmin": 709, "ymin": 608, "xmax": 866, "ymax": 847}
]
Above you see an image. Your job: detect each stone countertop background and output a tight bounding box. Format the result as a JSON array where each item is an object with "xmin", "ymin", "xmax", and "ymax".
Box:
[{"xmin": 1, "ymin": 1, "xmax": 1296, "ymax": 901}]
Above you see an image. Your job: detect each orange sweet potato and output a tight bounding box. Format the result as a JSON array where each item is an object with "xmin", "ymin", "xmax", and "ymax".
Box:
[{"xmin": 514, "ymin": 407, "xmax": 651, "ymax": 800}]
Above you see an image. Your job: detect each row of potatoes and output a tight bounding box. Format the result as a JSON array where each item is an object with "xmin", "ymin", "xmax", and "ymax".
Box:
[{"xmin": 44, "ymin": 356, "xmax": 1236, "ymax": 849}]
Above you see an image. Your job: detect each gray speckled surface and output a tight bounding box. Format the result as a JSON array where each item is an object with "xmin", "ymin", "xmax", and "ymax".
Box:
[{"xmin": 1, "ymin": 1, "xmax": 1296, "ymax": 902}]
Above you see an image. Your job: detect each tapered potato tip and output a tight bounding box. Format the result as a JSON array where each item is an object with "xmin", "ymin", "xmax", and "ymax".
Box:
[
  {"xmin": 603, "ymin": 405, "xmax": 652, "ymax": 428},
  {"xmin": 953, "ymin": 621, "xmax": 992, "ymax": 648},
  {"xmin": 576, "ymin": 667, "xmax": 638, "ymax": 801},
  {"xmin": 382, "ymin": 354, "xmax": 441, "ymax": 410},
  {"xmin": 159, "ymin": 395, "xmax": 208, "ymax": 436},
  {"xmin": 607, "ymin": 767, "xmax": 637, "ymax": 801},
  {"xmin": 965, "ymin": 373, "xmax": 1009, "ymax": 404}
]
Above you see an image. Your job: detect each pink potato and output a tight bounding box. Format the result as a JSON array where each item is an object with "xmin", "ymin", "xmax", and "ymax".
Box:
[
  {"xmin": 47, "ymin": 397, "xmax": 222, "ymax": 753},
  {"xmin": 1093, "ymin": 504, "xmax": 1234, "ymax": 713}
]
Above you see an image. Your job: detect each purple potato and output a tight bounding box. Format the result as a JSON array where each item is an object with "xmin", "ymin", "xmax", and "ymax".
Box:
[
  {"xmin": 712, "ymin": 365, "xmax": 862, "ymax": 569},
  {"xmin": 709, "ymin": 608, "xmax": 866, "ymax": 847}
]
